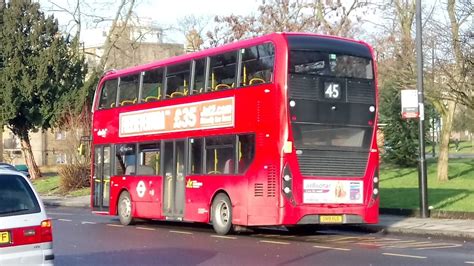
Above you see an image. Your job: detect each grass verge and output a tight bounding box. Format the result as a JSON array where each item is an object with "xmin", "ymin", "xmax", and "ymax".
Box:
[
  {"xmin": 380, "ymin": 158, "xmax": 474, "ymax": 212},
  {"xmin": 31, "ymin": 175, "xmax": 89, "ymax": 197}
]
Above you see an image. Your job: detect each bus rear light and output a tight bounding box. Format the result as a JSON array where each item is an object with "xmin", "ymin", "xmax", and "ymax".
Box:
[
  {"xmin": 372, "ymin": 169, "xmax": 379, "ymax": 199},
  {"xmin": 282, "ymin": 164, "xmax": 295, "ymax": 205}
]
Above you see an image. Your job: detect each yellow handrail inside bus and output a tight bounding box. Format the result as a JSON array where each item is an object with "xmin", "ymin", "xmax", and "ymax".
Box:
[
  {"xmin": 120, "ymin": 99, "xmax": 135, "ymax": 106},
  {"xmin": 214, "ymin": 149, "xmax": 218, "ymax": 173},
  {"xmin": 211, "ymin": 72, "xmax": 215, "ymax": 90},
  {"xmin": 145, "ymin": 96, "xmax": 159, "ymax": 102},
  {"xmin": 214, "ymin": 84, "xmax": 231, "ymax": 91},
  {"xmin": 243, "ymin": 65, "xmax": 247, "ymax": 86},
  {"xmin": 249, "ymin": 77, "xmax": 265, "ymax": 85}
]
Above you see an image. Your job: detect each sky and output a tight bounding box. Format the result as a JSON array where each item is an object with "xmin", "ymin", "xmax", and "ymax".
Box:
[
  {"xmin": 39, "ymin": 0, "xmax": 260, "ymax": 45},
  {"xmin": 38, "ymin": 0, "xmax": 445, "ymax": 47}
]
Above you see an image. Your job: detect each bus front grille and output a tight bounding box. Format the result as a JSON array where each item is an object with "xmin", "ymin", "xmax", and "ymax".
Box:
[{"xmin": 297, "ymin": 150, "xmax": 368, "ymax": 177}]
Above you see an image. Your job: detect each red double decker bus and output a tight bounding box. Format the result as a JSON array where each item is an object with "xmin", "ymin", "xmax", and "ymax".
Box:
[{"xmin": 90, "ymin": 32, "xmax": 379, "ymax": 235}]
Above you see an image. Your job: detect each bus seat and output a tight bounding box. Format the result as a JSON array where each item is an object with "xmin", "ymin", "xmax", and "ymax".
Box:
[
  {"xmin": 223, "ymin": 159, "xmax": 234, "ymax": 174},
  {"xmin": 137, "ymin": 165, "xmax": 154, "ymax": 175},
  {"xmin": 125, "ymin": 165, "xmax": 136, "ymax": 175},
  {"xmin": 125, "ymin": 165, "xmax": 155, "ymax": 175}
]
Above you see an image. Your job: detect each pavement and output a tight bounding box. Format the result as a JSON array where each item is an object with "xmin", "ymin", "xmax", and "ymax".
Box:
[{"xmin": 41, "ymin": 195, "xmax": 474, "ymax": 241}]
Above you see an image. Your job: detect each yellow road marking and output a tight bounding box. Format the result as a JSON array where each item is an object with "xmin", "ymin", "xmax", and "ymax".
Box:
[
  {"xmin": 385, "ymin": 241, "xmax": 433, "ymax": 248},
  {"xmin": 211, "ymin": 235, "xmax": 237, "ymax": 240},
  {"xmin": 107, "ymin": 224, "xmax": 124, "ymax": 227},
  {"xmin": 136, "ymin": 227, "xmax": 155, "ymax": 231},
  {"xmin": 169, "ymin": 230, "xmax": 193, "ymax": 235},
  {"xmin": 260, "ymin": 240, "xmax": 290, "ymax": 245},
  {"xmin": 81, "ymin": 221, "xmax": 97, "ymax": 225},
  {"xmin": 382, "ymin": 253, "xmax": 426, "ymax": 259},
  {"xmin": 58, "ymin": 219, "xmax": 72, "ymax": 222},
  {"xmin": 313, "ymin": 245, "xmax": 351, "ymax": 251}
]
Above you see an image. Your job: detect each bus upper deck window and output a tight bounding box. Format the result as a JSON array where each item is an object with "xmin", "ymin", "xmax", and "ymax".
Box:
[
  {"xmin": 241, "ymin": 44, "xmax": 274, "ymax": 86},
  {"xmin": 208, "ymin": 51, "xmax": 237, "ymax": 91},
  {"xmin": 166, "ymin": 63, "xmax": 191, "ymax": 99},
  {"xmin": 141, "ymin": 68, "xmax": 164, "ymax": 103},
  {"xmin": 118, "ymin": 74, "xmax": 140, "ymax": 106},
  {"xmin": 98, "ymin": 79, "xmax": 119, "ymax": 109},
  {"xmin": 193, "ymin": 59, "xmax": 206, "ymax": 94}
]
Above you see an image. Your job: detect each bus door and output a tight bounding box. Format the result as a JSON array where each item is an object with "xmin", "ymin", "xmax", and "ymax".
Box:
[
  {"xmin": 93, "ymin": 146, "xmax": 111, "ymax": 211},
  {"xmin": 163, "ymin": 140, "xmax": 187, "ymax": 219}
]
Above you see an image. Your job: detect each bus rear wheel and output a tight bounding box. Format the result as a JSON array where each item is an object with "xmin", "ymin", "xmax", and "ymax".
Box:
[
  {"xmin": 118, "ymin": 191, "xmax": 134, "ymax": 225},
  {"xmin": 211, "ymin": 193, "xmax": 233, "ymax": 235}
]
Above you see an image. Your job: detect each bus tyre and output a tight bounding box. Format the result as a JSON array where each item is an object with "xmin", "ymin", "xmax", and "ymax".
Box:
[
  {"xmin": 211, "ymin": 193, "xmax": 233, "ymax": 235},
  {"xmin": 118, "ymin": 191, "xmax": 134, "ymax": 225}
]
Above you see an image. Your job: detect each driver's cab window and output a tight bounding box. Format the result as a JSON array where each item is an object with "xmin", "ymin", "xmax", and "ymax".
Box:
[{"xmin": 115, "ymin": 144, "xmax": 136, "ymax": 176}]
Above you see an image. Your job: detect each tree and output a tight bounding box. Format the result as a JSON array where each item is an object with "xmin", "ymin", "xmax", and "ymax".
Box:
[
  {"xmin": 425, "ymin": 0, "xmax": 472, "ymax": 181},
  {"xmin": 379, "ymin": 82, "xmax": 420, "ymax": 166},
  {"xmin": 176, "ymin": 15, "xmax": 209, "ymax": 52},
  {"xmin": 206, "ymin": 0, "xmax": 370, "ymax": 46},
  {"xmin": 0, "ymin": 0, "xmax": 87, "ymax": 179},
  {"xmin": 373, "ymin": 0, "xmax": 422, "ymax": 167}
]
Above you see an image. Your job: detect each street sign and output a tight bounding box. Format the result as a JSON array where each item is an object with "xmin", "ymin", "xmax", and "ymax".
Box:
[{"xmin": 401, "ymin": 89, "xmax": 419, "ymax": 119}]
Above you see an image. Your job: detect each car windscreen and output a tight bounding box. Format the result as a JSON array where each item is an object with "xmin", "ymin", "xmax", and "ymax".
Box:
[{"xmin": 0, "ymin": 174, "xmax": 41, "ymax": 217}]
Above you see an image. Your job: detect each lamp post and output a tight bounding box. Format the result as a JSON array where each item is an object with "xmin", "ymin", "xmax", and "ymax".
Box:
[{"xmin": 416, "ymin": 0, "xmax": 429, "ymax": 218}]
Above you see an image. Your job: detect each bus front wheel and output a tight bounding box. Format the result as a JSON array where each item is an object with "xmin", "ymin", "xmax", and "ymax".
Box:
[
  {"xmin": 118, "ymin": 191, "xmax": 134, "ymax": 225},
  {"xmin": 211, "ymin": 193, "xmax": 233, "ymax": 235}
]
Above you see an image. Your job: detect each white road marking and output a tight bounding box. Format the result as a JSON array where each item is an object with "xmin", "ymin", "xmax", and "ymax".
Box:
[
  {"xmin": 81, "ymin": 221, "xmax": 97, "ymax": 225},
  {"xmin": 169, "ymin": 230, "xmax": 193, "ymax": 235},
  {"xmin": 260, "ymin": 240, "xmax": 290, "ymax": 245},
  {"xmin": 58, "ymin": 219, "xmax": 72, "ymax": 222},
  {"xmin": 107, "ymin": 224, "xmax": 124, "ymax": 227},
  {"xmin": 416, "ymin": 244, "xmax": 463, "ymax": 250},
  {"xmin": 382, "ymin": 253, "xmax": 427, "ymax": 259},
  {"xmin": 211, "ymin": 235, "xmax": 237, "ymax": 240},
  {"xmin": 465, "ymin": 261, "xmax": 474, "ymax": 264},
  {"xmin": 313, "ymin": 245, "xmax": 351, "ymax": 251},
  {"xmin": 136, "ymin": 227, "xmax": 155, "ymax": 231},
  {"xmin": 47, "ymin": 212, "xmax": 74, "ymax": 216}
]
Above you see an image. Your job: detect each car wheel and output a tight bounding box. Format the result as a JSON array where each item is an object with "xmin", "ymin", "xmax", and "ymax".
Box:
[
  {"xmin": 211, "ymin": 193, "xmax": 233, "ymax": 235},
  {"xmin": 118, "ymin": 191, "xmax": 134, "ymax": 225}
]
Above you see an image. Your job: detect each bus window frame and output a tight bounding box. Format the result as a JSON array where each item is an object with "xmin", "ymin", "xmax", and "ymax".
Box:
[{"xmin": 95, "ymin": 41, "xmax": 276, "ymax": 110}]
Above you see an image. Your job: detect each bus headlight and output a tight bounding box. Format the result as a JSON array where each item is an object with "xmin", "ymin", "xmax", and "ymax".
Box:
[
  {"xmin": 284, "ymin": 187, "xmax": 291, "ymax": 194},
  {"xmin": 373, "ymin": 188, "xmax": 379, "ymax": 195}
]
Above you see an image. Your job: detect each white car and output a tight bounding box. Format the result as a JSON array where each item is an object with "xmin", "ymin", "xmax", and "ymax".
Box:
[{"xmin": 0, "ymin": 169, "xmax": 54, "ymax": 265}]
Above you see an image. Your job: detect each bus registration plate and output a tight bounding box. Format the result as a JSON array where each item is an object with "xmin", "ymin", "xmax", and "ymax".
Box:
[
  {"xmin": 0, "ymin": 231, "xmax": 11, "ymax": 244},
  {"xmin": 319, "ymin": 215, "xmax": 343, "ymax": 223}
]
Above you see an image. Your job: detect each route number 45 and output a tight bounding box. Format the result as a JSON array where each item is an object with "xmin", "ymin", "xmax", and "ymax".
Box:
[{"xmin": 324, "ymin": 82, "xmax": 341, "ymax": 99}]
